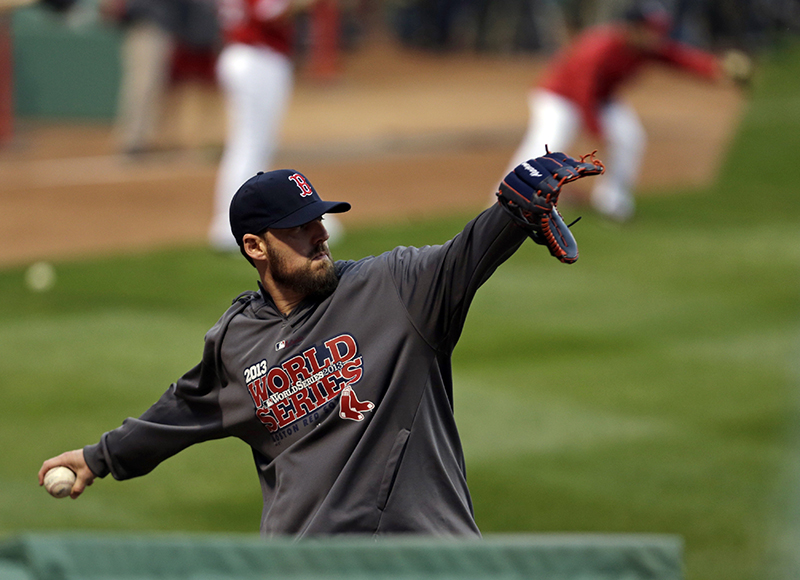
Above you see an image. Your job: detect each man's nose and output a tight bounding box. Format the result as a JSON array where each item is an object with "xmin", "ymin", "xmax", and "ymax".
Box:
[{"xmin": 311, "ymin": 219, "xmax": 329, "ymax": 243}]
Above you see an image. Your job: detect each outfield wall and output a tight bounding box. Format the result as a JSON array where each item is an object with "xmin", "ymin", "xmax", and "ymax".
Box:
[
  {"xmin": 10, "ymin": 5, "xmax": 121, "ymax": 119},
  {"xmin": 0, "ymin": 533, "xmax": 683, "ymax": 580}
]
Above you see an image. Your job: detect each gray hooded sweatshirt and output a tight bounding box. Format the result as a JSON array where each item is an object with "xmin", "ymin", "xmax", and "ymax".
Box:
[{"xmin": 84, "ymin": 204, "xmax": 528, "ymax": 537}]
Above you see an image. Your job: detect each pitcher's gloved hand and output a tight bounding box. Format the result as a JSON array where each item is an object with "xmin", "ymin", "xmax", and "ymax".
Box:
[
  {"xmin": 721, "ymin": 49, "xmax": 754, "ymax": 88},
  {"xmin": 496, "ymin": 149, "xmax": 604, "ymax": 264}
]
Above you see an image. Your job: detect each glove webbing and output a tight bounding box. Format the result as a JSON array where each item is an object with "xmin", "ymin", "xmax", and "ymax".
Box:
[
  {"xmin": 496, "ymin": 197, "xmax": 549, "ymax": 245},
  {"xmin": 497, "ymin": 197, "xmax": 581, "ymax": 256}
]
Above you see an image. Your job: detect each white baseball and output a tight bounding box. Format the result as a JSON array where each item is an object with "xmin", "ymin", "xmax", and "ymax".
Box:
[
  {"xmin": 44, "ymin": 466, "xmax": 76, "ymax": 498},
  {"xmin": 25, "ymin": 261, "xmax": 56, "ymax": 292}
]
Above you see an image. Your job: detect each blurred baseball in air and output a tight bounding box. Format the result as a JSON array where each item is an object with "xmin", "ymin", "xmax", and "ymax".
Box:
[
  {"xmin": 25, "ymin": 261, "xmax": 57, "ymax": 292},
  {"xmin": 722, "ymin": 49, "xmax": 753, "ymax": 86}
]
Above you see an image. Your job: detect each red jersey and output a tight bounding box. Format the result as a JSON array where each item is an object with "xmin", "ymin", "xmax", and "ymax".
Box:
[
  {"xmin": 217, "ymin": 0, "xmax": 294, "ymax": 55},
  {"xmin": 539, "ymin": 25, "xmax": 721, "ymax": 136}
]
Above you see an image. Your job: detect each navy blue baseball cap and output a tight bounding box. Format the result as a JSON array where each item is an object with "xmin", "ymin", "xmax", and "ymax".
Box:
[{"xmin": 230, "ymin": 169, "xmax": 351, "ymax": 246}]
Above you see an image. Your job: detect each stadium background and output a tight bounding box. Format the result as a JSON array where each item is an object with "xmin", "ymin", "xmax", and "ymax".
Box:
[{"xmin": 0, "ymin": 1, "xmax": 798, "ymax": 579}]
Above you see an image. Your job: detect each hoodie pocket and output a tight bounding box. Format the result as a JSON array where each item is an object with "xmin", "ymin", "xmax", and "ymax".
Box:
[{"xmin": 376, "ymin": 428, "xmax": 410, "ymax": 511}]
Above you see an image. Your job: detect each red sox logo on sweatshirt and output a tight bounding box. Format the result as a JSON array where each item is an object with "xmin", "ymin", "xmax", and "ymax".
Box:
[{"xmin": 243, "ymin": 333, "xmax": 373, "ymax": 433}]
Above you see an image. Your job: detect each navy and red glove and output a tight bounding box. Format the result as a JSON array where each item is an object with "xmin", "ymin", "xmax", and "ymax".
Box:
[{"xmin": 496, "ymin": 149, "xmax": 604, "ymax": 264}]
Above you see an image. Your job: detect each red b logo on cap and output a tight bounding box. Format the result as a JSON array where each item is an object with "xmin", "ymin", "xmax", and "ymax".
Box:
[{"xmin": 288, "ymin": 173, "xmax": 313, "ymax": 197}]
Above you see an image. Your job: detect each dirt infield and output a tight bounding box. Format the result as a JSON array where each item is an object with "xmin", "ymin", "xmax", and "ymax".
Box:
[{"xmin": 0, "ymin": 40, "xmax": 746, "ymax": 267}]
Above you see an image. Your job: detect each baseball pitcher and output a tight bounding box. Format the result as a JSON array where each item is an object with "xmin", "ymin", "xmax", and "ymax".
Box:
[{"xmin": 40, "ymin": 152, "xmax": 602, "ymax": 536}]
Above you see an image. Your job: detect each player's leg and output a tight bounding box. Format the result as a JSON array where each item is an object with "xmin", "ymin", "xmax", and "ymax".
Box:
[
  {"xmin": 590, "ymin": 99, "xmax": 645, "ymax": 222},
  {"xmin": 506, "ymin": 88, "xmax": 581, "ymax": 173},
  {"xmin": 491, "ymin": 89, "xmax": 581, "ymax": 205},
  {"xmin": 209, "ymin": 44, "xmax": 294, "ymax": 251},
  {"xmin": 115, "ymin": 20, "xmax": 174, "ymax": 156}
]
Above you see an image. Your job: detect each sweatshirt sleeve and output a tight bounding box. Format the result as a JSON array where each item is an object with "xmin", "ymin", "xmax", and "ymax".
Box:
[
  {"xmin": 83, "ymin": 300, "xmax": 249, "ymax": 480},
  {"xmin": 386, "ymin": 203, "xmax": 528, "ymax": 352},
  {"xmin": 538, "ymin": 28, "xmax": 626, "ymax": 138}
]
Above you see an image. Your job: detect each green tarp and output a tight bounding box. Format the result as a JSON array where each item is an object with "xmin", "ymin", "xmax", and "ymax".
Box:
[{"xmin": 0, "ymin": 533, "xmax": 683, "ymax": 580}]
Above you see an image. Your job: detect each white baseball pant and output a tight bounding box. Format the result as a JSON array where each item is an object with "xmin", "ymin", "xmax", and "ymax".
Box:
[{"xmin": 209, "ymin": 42, "xmax": 294, "ymax": 251}]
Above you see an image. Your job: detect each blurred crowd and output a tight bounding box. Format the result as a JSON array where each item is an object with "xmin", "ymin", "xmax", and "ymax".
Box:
[{"xmin": 386, "ymin": 0, "xmax": 800, "ymax": 52}]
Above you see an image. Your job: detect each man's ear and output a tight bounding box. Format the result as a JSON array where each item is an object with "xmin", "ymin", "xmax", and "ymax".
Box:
[{"xmin": 242, "ymin": 233, "xmax": 268, "ymax": 263}]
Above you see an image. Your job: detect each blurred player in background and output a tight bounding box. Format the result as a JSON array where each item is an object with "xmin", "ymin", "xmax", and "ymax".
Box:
[
  {"xmin": 506, "ymin": 0, "xmax": 749, "ymax": 222},
  {"xmin": 208, "ymin": 0, "xmax": 344, "ymax": 252},
  {"xmin": 101, "ymin": 0, "xmax": 220, "ymax": 157}
]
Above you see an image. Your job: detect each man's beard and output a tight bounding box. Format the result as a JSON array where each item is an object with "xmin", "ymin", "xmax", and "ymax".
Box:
[{"xmin": 266, "ymin": 241, "xmax": 339, "ymax": 300}]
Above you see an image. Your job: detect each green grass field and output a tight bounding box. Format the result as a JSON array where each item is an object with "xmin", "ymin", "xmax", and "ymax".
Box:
[{"xmin": 2, "ymin": 41, "xmax": 799, "ymax": 580}]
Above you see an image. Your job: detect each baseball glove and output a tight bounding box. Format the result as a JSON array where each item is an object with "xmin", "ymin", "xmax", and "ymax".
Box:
[
  {"xmin": 721, "ymin": 49, "xmax": 754, "ymax": 88},
  {"xmin": 496, "ymin": 149, "xmax": 604, "ymax": 263}
]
